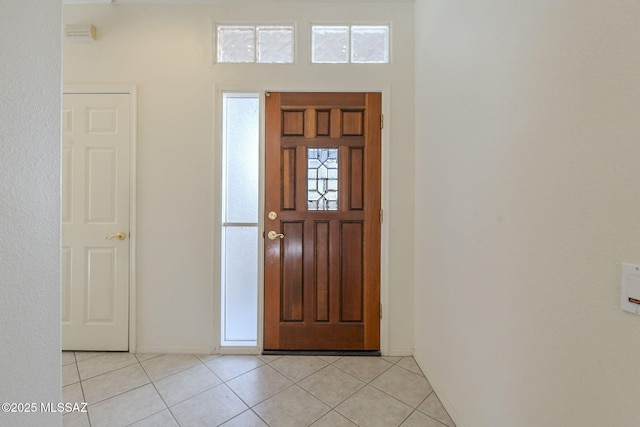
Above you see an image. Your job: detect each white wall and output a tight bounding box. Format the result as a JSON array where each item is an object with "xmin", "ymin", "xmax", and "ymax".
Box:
[
  {"xmin": 63, "ymin": 2, "xmax": 415, "ymax": 355},
  {"xmin": 415, "ymin": 1, "xmax": 640, "ymax": 426},
  {"xmin": 0, "ymin": 1, "xmax": 62, "ymax": 426}
]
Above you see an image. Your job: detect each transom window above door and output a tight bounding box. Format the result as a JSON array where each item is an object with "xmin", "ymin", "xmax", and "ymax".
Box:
[
  {"xmin": 311, "ymin": 25, "xmax": 389, "ymax": 63},
  {"xmin": 214, "ymin": 23, "xmax": 391, "ymax": 64},
  {"xmin": 216, "ymin": 25, "xmax": 295, "ymax": 63}
]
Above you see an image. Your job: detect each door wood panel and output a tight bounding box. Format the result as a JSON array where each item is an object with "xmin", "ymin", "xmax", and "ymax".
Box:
[{"xmin": 264, "ymin": 92, "xmax": 381, "ymax": 351}]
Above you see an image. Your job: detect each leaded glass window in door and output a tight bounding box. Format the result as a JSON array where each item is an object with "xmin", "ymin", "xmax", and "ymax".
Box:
[{"xmin": 307, "ymin": 148, "xmax": 338, "ymax": 211}]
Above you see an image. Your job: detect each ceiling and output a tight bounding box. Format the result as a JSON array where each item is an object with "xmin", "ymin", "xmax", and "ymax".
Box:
[{"xmin": 63, "ymin": 0, "xmax": 414, "ymax": 4}]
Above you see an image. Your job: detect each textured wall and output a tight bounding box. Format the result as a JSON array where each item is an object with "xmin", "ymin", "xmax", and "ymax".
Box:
[
  {"xmin": 0, "ymin": 1, "xmax": 62, "ymax": 426},
  {"xmin": 63, "ymin": 3, "xmax": 415, "ymax": 355},
  {"xmin": 415, "ymin": 1, "xmax": 640, "ymax": 426}
]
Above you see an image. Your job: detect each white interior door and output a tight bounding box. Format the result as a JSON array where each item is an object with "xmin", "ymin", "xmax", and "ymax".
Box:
[{"xmin": 62, "ymin": 93, "xmax": 131, "ymax": 351}]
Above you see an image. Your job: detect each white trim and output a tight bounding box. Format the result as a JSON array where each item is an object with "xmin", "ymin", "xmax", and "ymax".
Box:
[
  {"xmin": 63, "ymin": 84, "xmax": 135, "ymax": 95},
  {"xmin": 63, "ymin": 83, "xmax": 138, "ymax": 353},
  {"xmin": 135, "ymin": 346, "xmax": 214, "ymax": 355},
  {"xmin": 218, "ymin": 346, "xmax": 260, "ymax": 355},
  {"xmin": 213, "ymin": 87, "xmax": 265, "ymax": 352},
  {"xmin": 219, "ymin": 91, "xmax": 260, "ymax": 348},
  {"xmin": 212, "ymin": 86, "xmax": 222, "ymax": 354},
  {"xmin": 380, "ymin": 87, "xmax": 391, "ymax": 356},
  {"xmin": 386, "ymin": 348, "xmax": 414, "ymax": 357},
  {"xmin": 214, "ymin": 85, "xmax": 391, "ymax": 355},
  {"xmin": 258, "ymin": 88, "xmax": 267, "ymax": 352}
]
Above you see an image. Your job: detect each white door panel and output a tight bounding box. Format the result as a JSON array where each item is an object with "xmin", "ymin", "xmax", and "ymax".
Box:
[{"xmin": 62, "ymin": 93, "xmax": 130, "ymax": 351}]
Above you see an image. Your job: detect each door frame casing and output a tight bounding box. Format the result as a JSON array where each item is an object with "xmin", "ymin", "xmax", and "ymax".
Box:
[
  {"xmin": 213, "ymin": 84, "xmax": 391, "ymax": 355},
  {"xmin": 63, "ymin": 84, "xmax": 138, "ymax": 353}
]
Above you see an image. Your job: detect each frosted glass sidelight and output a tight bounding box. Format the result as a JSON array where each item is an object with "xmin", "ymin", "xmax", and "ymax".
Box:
[
  {"xmin": 351, "ymin": 26, "xmax": 389, "ymax": 63},
  {"xmin": 221, "ymin": 92, "xmax": 259, "ymax": 347},
  {"xmin": 217, "ymin": 26, "xmax": 255, "ymax": 63},
  {"xmin": 222, "ymin": 227, "xmax": 258, "ymax": 343},
  {"xmin": 308, "ymin": 148, "xmax": 339, "ymax": 210},
  {"xmin": 311, "ymin": 26, "xmax": 349, "ymax": 63},
  {"xmin": 224, "ymin": 95, "xmax": 259, "ymax": 223},
  {"xmin": 257, "ymin": 26, "xmax": 294, "ymax": 63}
]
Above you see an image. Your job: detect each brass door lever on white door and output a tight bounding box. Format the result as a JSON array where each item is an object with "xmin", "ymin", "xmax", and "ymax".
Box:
[{"xmin": 105, "ymin": 231, "xmax": 127, "ymax": 241}]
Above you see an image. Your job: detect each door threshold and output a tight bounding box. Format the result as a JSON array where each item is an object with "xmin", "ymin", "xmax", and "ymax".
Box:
[{"xmin": 262, "ymin": 350, "xmax": 381, "ymax": 357}]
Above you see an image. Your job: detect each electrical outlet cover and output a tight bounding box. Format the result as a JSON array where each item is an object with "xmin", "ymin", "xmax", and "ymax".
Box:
[{"xmin": 621, "ymin": 263, "xmax": 640, "ymax": 315}]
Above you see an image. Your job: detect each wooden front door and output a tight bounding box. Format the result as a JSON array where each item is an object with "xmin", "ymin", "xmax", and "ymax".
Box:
[{"xmin": 264, "ymin": 92, "xmax": 382, "ymax": 351}]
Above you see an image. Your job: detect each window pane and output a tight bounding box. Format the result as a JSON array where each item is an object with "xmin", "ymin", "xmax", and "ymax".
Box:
[
  {"xmin": 223, "ymin": 226, "xmax": 258, "ymax": 343},
  {"xmin": 217, "ymin": 26, "xmax": 255, "ymax": 63},
  {"xmin": 311, "ymin": 26, "xmax": 349, "ymax": 63},
  {"xmin": 224, "ymin": 95, "xmax": 259, "ymax": 223},
  {"xmin": 257, "ymin": 26, "xmax": 294, "ymax": 63},
  {"xmin": 221, "ymin": 93, "xmax": 259, "ymax": 347},
  {"xmin": 351, "ymin": 25, "xmax": 389, "ymax": 63},
  {"xmin": 308, "ymin": 148, "xmax": 339, "ymax": 211}
]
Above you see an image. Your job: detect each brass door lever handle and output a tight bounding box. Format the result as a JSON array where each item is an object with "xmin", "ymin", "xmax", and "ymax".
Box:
[
  {"xmin": 267, "ymin": 231, "xmax": 285, "ymax": 240},
  {"xmin": 105, "ymin": 231, "xmax": 127, "ymax": 241}
]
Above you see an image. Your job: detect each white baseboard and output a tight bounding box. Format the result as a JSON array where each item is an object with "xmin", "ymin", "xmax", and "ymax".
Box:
[
  {"xmin": 134, "ymin": 346, "xmax": 214, "ymax": 355},
  {"xmin": 135, "ymin": 346, "xmax": 412, "ymax": 358},
  {"xmin": 218, "ymin": 347, "xmax": 260, "ymax": 355},
  {"xmin": 384, "ymin": 348, "xmax": 414, "ymax": 357}
]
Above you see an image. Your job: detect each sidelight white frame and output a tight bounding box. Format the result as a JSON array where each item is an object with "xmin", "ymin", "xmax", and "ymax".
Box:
[{"xmin": 219, "ymin": 92, "xmax": 261, "ymax": 348}]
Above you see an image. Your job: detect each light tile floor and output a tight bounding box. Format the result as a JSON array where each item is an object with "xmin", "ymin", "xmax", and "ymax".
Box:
[{"xmin": 62, "ymin": 352, "xmax": 456, "ymax": 427}]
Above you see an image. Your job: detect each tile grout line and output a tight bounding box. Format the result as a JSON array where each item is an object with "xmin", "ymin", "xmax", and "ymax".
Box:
[
  {"xmin": 69, "ymin": 352, "xmax": 94, "ymax": 427},
  {"xmin": 71, "ymin": 356, "xmax": 94, "ymax": 427},
  {"xmin": 412, "ymin": 390, "xmax": 454, "ymax": 427},
  {"xmin": 213, "ymin": 359, "xmax": 281, "ymax": 425},
  {"xmin": 158, "ymin": 356, "xmax": 267, "ymax": 425},
  {"xmin": 63, "ymin": 353, "xmax": 454, "ymax": 427},
  {"xmin": 268, "ymin": 356, "xmax": 361, "ymax": 411},
  {"xmin": 269, "ymin": 360, "xmax": 328, "ymax": 383},
  {"xmin": 167, "ymin": 356, "xmax": 257, "ymax": 423},
  {"xmin": 369, "ymin": 382, "xmax": 428, "ymax": 414},
  {"xmin": 328, "ymin": 358, "xmax": 423, "ymax": 426},
  {"xmin": 81, "ymin": 359, "xmax": 151, "ymax": 404},
  {"xmin": 283, "ymin": 357, "xmax": 372, "ymax": 426},
  {"xmin": 201, "ymin": 355, "xmax": 267, "ymax": 382},
  {"xmin": 76, "ymin": 356, "xmax": 140, "ymax": 382},
  {"xmin": 296, "ymin": 365, "xmax": 366, "ymax": 411},
  {"xmin": 135, "ymin": 356, "xmax": 177, "ymax": 427},
  {"xmin": 80, "ymin": 355, "xmax": 157, "ymax": 426},
  {"xmin": 219, "ymin": 356, "xmax": 330, "ymax": 425},
  {"xmin": 151, "ymin": 357, "xmax": 225, "ymax": 410},
  {"xmin": 139, "ymin": 354, "xmax": 204, "ymax": 382}
]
